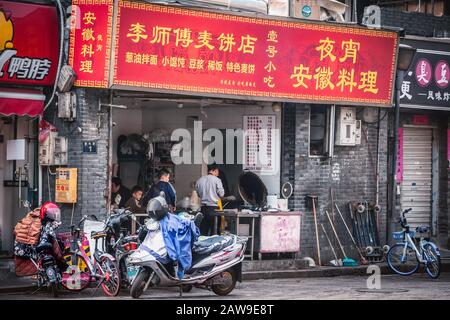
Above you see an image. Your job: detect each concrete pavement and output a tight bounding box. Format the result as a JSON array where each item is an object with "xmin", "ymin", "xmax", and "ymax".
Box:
[{"xmin": 0, "ymin": 273, "xmax": 449, "ymax": 300}]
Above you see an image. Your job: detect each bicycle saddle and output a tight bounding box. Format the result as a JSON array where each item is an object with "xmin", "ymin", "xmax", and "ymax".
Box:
[
  {"xmin": 91, "ymin": 231, "xmax": 107, "ymax": 239},
  {"xmin": 416, "ymin": 226, "xmax": 429, "ymax": 233}
]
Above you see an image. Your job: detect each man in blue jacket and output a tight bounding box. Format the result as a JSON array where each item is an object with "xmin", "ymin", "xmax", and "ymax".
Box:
[{"xmin": 143, "ymin": 169, "xmax": 176, "ymax": 211}]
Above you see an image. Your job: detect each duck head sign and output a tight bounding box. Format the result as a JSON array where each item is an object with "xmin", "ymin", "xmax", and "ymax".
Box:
[{"xmin": 0, "ymin": 1, "xmax": 59, "ymax": 86}]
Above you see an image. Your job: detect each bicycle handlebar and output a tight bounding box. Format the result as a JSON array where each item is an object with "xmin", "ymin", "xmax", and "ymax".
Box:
[
  {"xmin": 399, "ymin": 208, "xmax": 412, "ymax": 228},
  {"xmin": 402, "ymin": 208, "xmax": 412, "ymax": 217}
]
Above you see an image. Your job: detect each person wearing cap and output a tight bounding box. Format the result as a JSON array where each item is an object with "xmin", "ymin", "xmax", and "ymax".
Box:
[{"xmin": 195, "ymin": 164, "xmax": 225, "ymax": 236}]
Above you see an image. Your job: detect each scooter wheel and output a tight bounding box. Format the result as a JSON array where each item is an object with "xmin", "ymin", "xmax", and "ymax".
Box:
[
  {"xmin": 181, "ymin": 285, "xmax": 193, "ymax": 293},
  {"xmin": 130, "ymin": 269, "xmax": 150, "ymax": 299},
  {"xmin": 211, "ymin": 270, "xmax": 236, "ymax": 296}
]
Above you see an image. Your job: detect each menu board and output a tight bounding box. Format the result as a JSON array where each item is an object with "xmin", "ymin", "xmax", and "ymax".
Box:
[{"xmin": 243, "ymin": 115, "xmax": 276, "ymax": 174}]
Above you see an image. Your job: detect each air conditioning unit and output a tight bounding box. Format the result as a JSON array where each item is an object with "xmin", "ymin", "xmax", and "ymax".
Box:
[
  {"xmin": 57, "ymin": 91, "xmax": 76, "ymax": 120},
  {"xmin": 57, "ymin": 65, "xmax": 77, "ymax": 92},
  {"xmin": 335, "ymin": 107, "xmax": 357, "ymax": 146}
]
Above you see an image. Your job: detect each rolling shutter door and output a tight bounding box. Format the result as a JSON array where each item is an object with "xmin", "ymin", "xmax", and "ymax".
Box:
[{"xmin": 400, "ymin": 128, "xmax": 432, "ymax": 230}]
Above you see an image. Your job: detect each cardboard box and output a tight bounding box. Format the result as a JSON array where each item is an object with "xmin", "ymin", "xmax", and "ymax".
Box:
[
  {"xmin": 291, "ymin": 0, "xmax": 321, "ymax": 20},
  {"xmin": 269, "ymin": 0, "xmax": 289, "ymax": 17}
]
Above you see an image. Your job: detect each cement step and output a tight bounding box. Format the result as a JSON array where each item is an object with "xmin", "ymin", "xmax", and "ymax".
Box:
[
  {"xmin": 0, "ymin": 258, "xmax": 15, "ymax": 281},
  {"xmin": 242, "ymin": 259, "xmax": 309, "ymax": 272},
  {"xmin": 243, "ymin": 261, "xmax": 450, "ymax": 281}
]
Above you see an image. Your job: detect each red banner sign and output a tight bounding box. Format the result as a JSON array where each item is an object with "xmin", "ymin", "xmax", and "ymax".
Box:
[
  {"xmin": 396, "ymin": 128, "xmax": 403, "ymax": 183},
  {"xmin": 110, "ymin": 1, "xmax": 398, "ymax": 106},
  {"xmin": 69, "ymin": 0, "xmax": 113, "ymax": 88},
  {"xmin": 0, "ymin": 1, "xmax": 59, "ymax": 86}
]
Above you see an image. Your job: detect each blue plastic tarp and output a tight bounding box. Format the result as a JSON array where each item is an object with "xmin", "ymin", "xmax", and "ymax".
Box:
[{"xmin": 159, "ymin": 214, "xmax": 199, "ymax": 278}]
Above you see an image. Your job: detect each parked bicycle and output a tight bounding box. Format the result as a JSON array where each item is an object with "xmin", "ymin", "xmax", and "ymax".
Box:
[
  {"xmin": 102, "ymin": 209, "xmax": 144, "ymax": 288},
  {"xmin": 387, "ymin": 208, "xmax": 441, "ymax": 279},
  {"xmin": 61, "ymin": 215, "xmax": 121, "ymax": 296}
]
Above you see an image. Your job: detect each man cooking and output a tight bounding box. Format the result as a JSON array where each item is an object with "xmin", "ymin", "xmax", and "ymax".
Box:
[{"xmin": 196, "ymin": 164, "xmax": 225, "ymax": 236}]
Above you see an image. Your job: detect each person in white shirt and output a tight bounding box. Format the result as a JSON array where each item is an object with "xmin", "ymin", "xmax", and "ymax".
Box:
[{"xmin": 195, "ymin": 164, "xmax": 225, "ymax": 235}]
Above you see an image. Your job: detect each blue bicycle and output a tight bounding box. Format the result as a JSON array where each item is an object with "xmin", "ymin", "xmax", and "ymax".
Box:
[{"xmin": 387, "ymin": 208, "xmax": 441, "ymax": 279}]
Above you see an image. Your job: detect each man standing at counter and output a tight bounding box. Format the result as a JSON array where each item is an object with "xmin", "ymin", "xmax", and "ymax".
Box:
[{"xmin": 196, "ymin": 164, "xmax": 225, "ymax": 236}]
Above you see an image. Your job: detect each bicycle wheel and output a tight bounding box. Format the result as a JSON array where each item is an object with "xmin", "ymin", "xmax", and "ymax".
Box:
[
  {"xmin": 61, "ymin": 253, "xmax": 91, "ymax": 291},
  {"xmin": 387, "ymin": 243, "xmax": 420, "ymax": 275},
  {"xmin": 423, "ymin": 243, "xmax": 441, "ymax": 279},
  {"xmin": 99, "ymin": 255, "xmax": 121, "ymax": 296}
]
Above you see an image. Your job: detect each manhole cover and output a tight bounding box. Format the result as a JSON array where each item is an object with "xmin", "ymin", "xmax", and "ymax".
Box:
[{"xmin": 354, "ymin": 288, "xmax": 409, "ymax": 294}]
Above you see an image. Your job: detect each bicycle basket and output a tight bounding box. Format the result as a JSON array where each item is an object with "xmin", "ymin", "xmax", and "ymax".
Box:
[{"xmin": 392, "ymin": 231, "xmax": 404, "ymax": 240}]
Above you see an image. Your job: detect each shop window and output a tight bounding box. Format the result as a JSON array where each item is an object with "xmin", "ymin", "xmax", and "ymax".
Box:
[{"xmin": 309, "ymin": 105, "xmax": 335, "ymax": 157}]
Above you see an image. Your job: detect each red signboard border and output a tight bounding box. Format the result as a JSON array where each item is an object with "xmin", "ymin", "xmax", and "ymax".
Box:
[
  {"xmin": 112, "ymin": 0, "xmax": 398, "ymax": 107},
  {"xmin": 69, "ymin": 0, "xmax": 114, "ymax": 88}
]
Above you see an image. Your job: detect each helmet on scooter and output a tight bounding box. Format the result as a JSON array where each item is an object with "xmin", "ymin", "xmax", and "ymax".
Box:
[
  {"xmin": 40, "ymin": 202, "xmax": 61, "ymax": 222},
  {"xmin": 146, "ymin": 192, "xmax": 169, "ymax": 220}
]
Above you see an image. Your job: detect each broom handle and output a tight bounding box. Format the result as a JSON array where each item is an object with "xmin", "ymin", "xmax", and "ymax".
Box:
[
  {"xmin": 321, "ymin": 223, "xmax": 338, "ymax": 261},
  {"xmin": 312, "ymin": 198, "xmax": 321, "ymax": 266},
  {"xmin": 335, "ymin": 203, "xmax": 357, "ymax": 245},
  {"xmin": 326, "ymin": 210, "xmax": 346, "ymax": 257}
]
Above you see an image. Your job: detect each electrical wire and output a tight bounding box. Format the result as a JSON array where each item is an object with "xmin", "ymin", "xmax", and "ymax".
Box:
[{"xmin": 44, "ymin": 0, "xmax": 65, "ymax": 111}]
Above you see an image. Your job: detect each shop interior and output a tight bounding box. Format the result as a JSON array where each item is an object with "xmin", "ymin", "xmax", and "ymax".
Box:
[
  {"xmin": 111, "ymin": 93, "xmax": 282, "ymax": 209},
  {"xmin": 0, "ymin": 116, "xmax": 39, "ymax": 252}
]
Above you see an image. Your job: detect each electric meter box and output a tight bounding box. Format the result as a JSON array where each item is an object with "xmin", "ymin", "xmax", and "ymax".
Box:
[
  {"xmin": 355, "ymin": 120, "xmax": 362, "ymax": 145},
  {"xmin": 335, "ymin": 107, "xmax": 358, "ymax": 146},
  {"xmin": 39, "ymin": 131, "xmax": 68, "ymax": 165},
  {"xmin": 55, "ymin": 168, "xmax": 77, "ymax": 203},
  {"xmin": 57, "ymin": 91, "xmax": 77, "ymax": 120}
]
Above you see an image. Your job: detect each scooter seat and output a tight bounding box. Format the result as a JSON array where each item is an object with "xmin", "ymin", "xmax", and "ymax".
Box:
[
  {"xmin": 36, "ymin": 242, "xmax": 52, "ymax": 253},
  {"xmin": 192, "ymin": 235, "xmax": 234, "ymax": 255}
]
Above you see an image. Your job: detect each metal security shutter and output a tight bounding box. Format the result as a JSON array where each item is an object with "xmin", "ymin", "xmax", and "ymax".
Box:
[{"xmin": 400, "ymin": 128, "xmax": 433, "ymax": 229}]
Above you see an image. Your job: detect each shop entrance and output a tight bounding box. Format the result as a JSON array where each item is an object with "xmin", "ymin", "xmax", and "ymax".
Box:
[
  {"xmin": 400, "ymin": 127, "xmax": 434, "ymax": 231},
  {"xmin": 110, "ymin": 95, "xmax": 281, "ymax": 210},
  {"xmin": 0, "ymin": 116, "xmax": 39, "ymax": 252}
]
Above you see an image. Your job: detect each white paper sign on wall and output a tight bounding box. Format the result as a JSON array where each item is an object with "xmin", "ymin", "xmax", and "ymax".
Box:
[{"xmin": 6, "ymin": 139, "xmax": 25, "ymax": 160}]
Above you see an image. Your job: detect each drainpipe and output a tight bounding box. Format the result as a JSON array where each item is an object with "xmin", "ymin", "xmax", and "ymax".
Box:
[
  {"xmin": 106, "ymin": 91, "xmax": 113, "ymax": 215},
  {"xmin": 389, "ymin": 70, "xmax": 404, "ymax": 244}
]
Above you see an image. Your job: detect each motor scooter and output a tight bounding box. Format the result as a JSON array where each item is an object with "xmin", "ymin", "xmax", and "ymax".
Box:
[{"xmin": 127, "ymin": 196, "xmax": 247, "ymax": 298}]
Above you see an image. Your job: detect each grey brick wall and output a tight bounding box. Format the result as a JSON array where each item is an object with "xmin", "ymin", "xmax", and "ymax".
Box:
[
  {"xmin": 380, "ymin": 8, "xmax": 450, "ymax": 37},
  {"xmin": 43, "ymin": 88, "xmax": 110, "ymax": 230},
  {"xmin": 281, "ymin": 104, "xmax": 297, "ymax": 210},
  {"xmin": 357, "ymin": 1, "xmax": 450, "ymax": 37},
  {"xmin": 282, "ymin": 104, "xmax": 389, "ymax": 263}
]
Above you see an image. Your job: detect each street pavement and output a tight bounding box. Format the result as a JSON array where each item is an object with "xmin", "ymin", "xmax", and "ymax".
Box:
[{"xmin": 0, "ymin": 273, "xmax": 449, "ymax": 300}]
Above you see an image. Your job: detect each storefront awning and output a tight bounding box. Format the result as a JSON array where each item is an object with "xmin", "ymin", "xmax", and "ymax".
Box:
[{"xmin": 0, "ymin": 88, "xmax": 45, "ymax": 117}]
